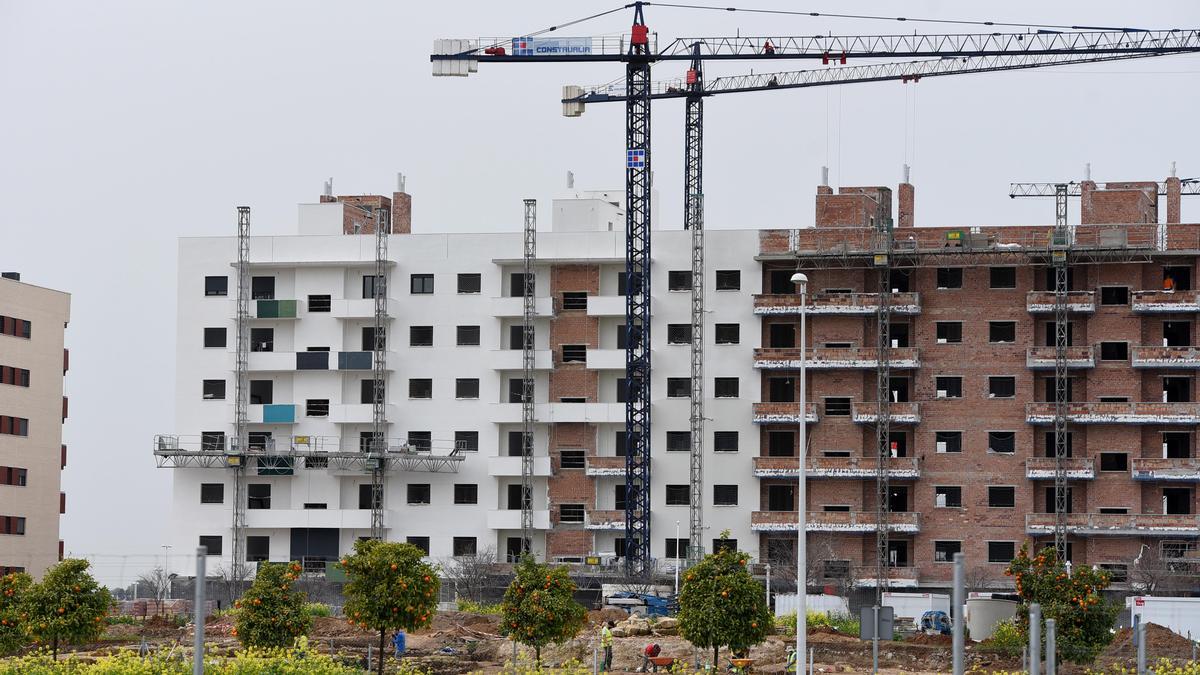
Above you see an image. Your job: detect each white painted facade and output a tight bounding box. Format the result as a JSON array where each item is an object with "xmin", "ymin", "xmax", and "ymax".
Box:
[{"xmin": 164, "ymin": 193, "xmax": 763, "ymax": 574}]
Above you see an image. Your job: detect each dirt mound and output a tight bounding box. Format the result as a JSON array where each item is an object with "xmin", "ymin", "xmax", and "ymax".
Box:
[
  {"xmin": 907, "ymin": 632, "xmax": 953, "ymax": 646},
  {"xmin": 588, "ymin": 608, "xmax": 629, "ymax": 625},
  {"xmin": 141, "ymin": 615, "xmax": 184, "ymax": 638},
  {"xmin": 1105, "ymin": 622, "xmax": 1193, "ymax": 661},
  {"xmin": 808, "ymin": 626, "xmax": 860, "ymax": 644},
  {"xmin": 312, "ymin": 616, "xmax": 374, "ymax": 638},
  {"xmin": 103, "ymin": 623, "xmax": 143, "ymax": 639}
]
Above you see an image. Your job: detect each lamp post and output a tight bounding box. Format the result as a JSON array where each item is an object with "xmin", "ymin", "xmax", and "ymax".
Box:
[
  {"xmin": 790, "ymin": 272, "xmax": 808, "ymax": 675},
  {"xmin": 674, "ymin": 520, "xmax": 681, "ymax": 595}
]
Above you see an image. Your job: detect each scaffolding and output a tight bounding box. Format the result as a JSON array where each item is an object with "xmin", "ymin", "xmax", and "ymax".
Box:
[
  {"xmin": 370, "ymin": 205, "xmax": 390, "ymax": 540},
  {"xmin": 521, "ymin": 199, "xmax": 537, "ymax": 554},
  {"xmin": 154, "ymin": 434, "xmax": 465, "ymax": 472},
  {"xmin": 231, "ymin": 206, "xmax": 251, "ymax": 580},
  {"xmin": 1052, "ymin": 184, "xmax": 1071, "ymax": 560},
  {"xmin": 873, "ymin": 216, "xmax": 893, "ymax": 603},
  {"xmin": 684, "ymin": 43, "xmax": 705, "ymax": 565}
]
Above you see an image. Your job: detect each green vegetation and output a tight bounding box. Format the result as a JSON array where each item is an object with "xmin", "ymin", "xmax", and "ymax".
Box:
[
  {"xmin": 677, "ymin": 534, "xmax": 774, "ymax": 667},
  {"xmin": 498, "ymin": 557, "xmax": 587, "ymax": 665},
  {"xmin": 305, "ymin": 602, "xmax": 332, "ymax": 618},
  {"xmin": 0, "ymin": 572, "xmax": 31, "ymax": 655},
  {"xmin": 0, "ymin": 646, "xmax": 363, "ymax": 674},
  {"xmin": 21, "ymin": 560, "xmax": 112, "ymax": 660},
  {"xmin": 776, "ymin": 610, "xmax": 860, "ymax": 637},
  {"xmin": 233, "ymin": 562, "xmax": 312, "ymax": 650},
  {"xmin": 456, "ymin": 599, "xmax": 503, "ymax": 615}
]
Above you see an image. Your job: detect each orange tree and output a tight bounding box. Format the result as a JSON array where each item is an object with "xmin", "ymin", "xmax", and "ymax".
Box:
[
  {"xmin": 20, "ymin": 559, "xmax": 112, "ymax": 659},
  {"xmin": 233, "ymin": 561, "xmax": 312, "ymax": 649},
  {"xmin": 341, "ymin": 539, "xmax": 440, "ymax": 675},
  {"xmin": 0, "ymin": 572, "xmax": 32, "ymax": 655},
  {"xmin": 498, "ymin": 555, "xmax": 587, "ymax": 665},
  {"xmin": 678, "ymin": 538, "xmax": 773, "ymax": 668},
  {"xmin": 1005, "ymin": 544, "xmax": 1118, "ymax": 664}
]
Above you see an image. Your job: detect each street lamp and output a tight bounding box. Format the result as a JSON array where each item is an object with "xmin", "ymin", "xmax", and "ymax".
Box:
[{"xmin": 790, "ymin": 271, "xmax": 808, "ymax": 675}]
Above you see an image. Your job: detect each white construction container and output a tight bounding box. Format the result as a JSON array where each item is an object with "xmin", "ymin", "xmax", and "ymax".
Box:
[
  {"xmin": 1127, "ymin": 596, "xmax": 1200, "ymax": 640},
  {"xmin": 965, "ymin": 597, "xmax": 1018, "ymax": 641},
  {"xmin": 882, "ymin": 592, "xmax": 951, "ymax": 624},
  {"xmin": 774, "ymin": 593, "xmax": 849, "ymax": 617}
]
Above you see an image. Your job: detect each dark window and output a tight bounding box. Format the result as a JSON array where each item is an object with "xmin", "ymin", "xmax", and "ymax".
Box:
[
  {"xmin": 936, "ymin": 431, "xmax": 962, "ymax": 454},
  {"xmin": 410, "ymin": 274, "xmax": 434, "ymax": 294},
  {"xmin": 509, "ymin": 378, "xmax": 530, "ymax": 404},
  {"xmin": 410, "ymin": 326, "xmax": 433, "ymax": 347},
  {"xmin": 769, "ymin": 323, "xmax": 795, "ymax": 348},
  {"xmin": 246, "ymin": 536, "xmax": 269, "ymax": 562},
  {"xmin": 251, "ymin": 276, "xmax": 275, "ymax": 300},
  {"xmin": 1100, "ymin": 342, "xmax": 1128, "ymax": 361},
  {"xmin": 715, "ymin": 270, "xmax": 741, "ymax": 291},
  {"xmin": 507, "ymin": 431, "xmax": 530, "ymax": 457},
  {"xmin": 936, "ymin": 268, "xmax": 963, "ymax": 289},
  {"xmin": 935, "ymin": 377, "xmax": 962, "ymax": 399},
  {"xmin": 361, "ymin": 379, "xmax": 384, "ymax": 404},
  {"xmin": 559, "ymin": 450, "xmax": 585, "ymax": 469},
  {"xmin": 988, "ymin": 432, "xmax": 1015, "ymax": 454},
  {"xmin": 714, "ymin": 377, "xmax": 739, "ymax": 398},
  {"xmin": 457, "ymin": 325, "xmax": 480, "ymax": 346},
  {"xmin": 308, "ymin": 294, "xmax": 331, "ymax": 312},
  {"xmin": 250, "ymin": 327, "xmax": 273, "ymax": 352},
  {"xmin": 988, "ymin": 486, "xmax": 1015, "ymax": 508},
  {"xmin": 204, "ymin": 276, "xmax": 228, "ymax": 296},
  {"xmin": 303, "ymin": 503, "xmax": 327, "ymax": 510},
  {"xmin": 457, "ymin": 273, "xmax": 481, "ymax": 294},
  {"xmin": 667, "ymin": 324, "xmax": 691, "ymax": 344},
  {"xmin": 0, "ymin": 417, "xmax": 28, "ymax": 437},
  {"xmin": 203, "ymin": 328, "xmax": 226, "ymax": 348},
  {"xmin": 361, "ymin": 326, "xmax": 385, "ymax": 351},
  {"xmin": 667, "ymin": 378, "xmax": 691, "ymax": 398},
  {"xmin": 409, "ymin": 379, "xmax": 432, "ymax": 399},
  {"xmin": 713, "ymin": 485, "xmax": 738, "ymax": 506},
  {"xmin": 562, "ymin": 345, "xmax": 586, "ymax": 363},
  {"xmin": 712, "ymin": 538, "xmax": 737, "ymax": 553},
  {"xmin": 1100, "ymin": 453, "xmax": 1129, "ymax": 472},
  {"xmin": 203, "ymin": 379, "xmax": 226, "ymax": 400},
  {"xmin": 455, "ymin": 378, "xmax": 479, "ymax": 399},
  {"xmin": 668, "ymin": 270, "xmax": 691, "ymax": 291},
  {"xmin": 509, "ymin": 325, "xmax": 533, "ymax": 350},
  {"xmin": 0, "ymin": 366, "xmax": 29, "ymax": 388},
  {"xmin": 934, "ymin": 541, "xmax": 962, "ymax": 563},
  {"xmin": 936, "ymin": 322, "xmax": 963, "ymax": 344},
  {"xmin": 455, "ymin": 431, "xmax": 479, "ymax": 453},
  {"xmin": 1099, "ymin": 563, "xmax": 1129, "ymax": 583},
  {"xmin": 1043, "ymin": 431, "xmax": 1074, "ymax": 458},
  {"xmin": 509, "ymin": 272, "xmax": 532, "ymax": 297},
  {"xmin": 617, "ymin": 272, "xmax": 643, "ymax": 296},
  {"xmin": 359, "ymin": 484, "xmax": 382, "ymax": 509},
  {"xmin": 614, "ymin": 485, "xmax": 627, "ymax": 510},
  {"xmin": 1100, "ymin": 287, "xmax": 1129, "ymax": 305},
  {"xmin": 768, "ymin": 431, "xmax": 794, "ymax": 457},
  {"xmin": 407, "ymin": 432, "xmax": 432, "ymax": 452},
  {"xmin": 407, "ymin": 484, "xmax": 431, "ymax": 505},
  {"xmin": 824, "ymin": 397, "xmax": 851, "ymax": 416},
  {"xmin": 988, "ymin": 541, "xmax": 1016, "ymax": 564},
  {"xmin": 306, "ymin": 399, "xmax": 329, "ymax": 417},
  {"xmin": 990, "ymin": 267, "xmax": 1017, "ymax": 289},
  {"xmin": 769, "ymin": 377, "xmax": 795, "ymax": 402},
  {"xmin": 304, "ymin": 456, "xmax": 328, "ymax": 469},
  {"xmin": 201, "ymin": 432, "xmax": 226, "ymax": 452},
  {"xmin": 199, "ymin": 536, "xmax": 223, "ymax": 556},
  {"xmin": 665, "ymin": 485, "xmax": 690, "ymax": 505},
  {"xmin": 614, "ymin": 431, "xmax": 641, "ymax": 457},
  {"xmin": 247, "ymin": 484, "xmax": 271, "ymax": 509},
  {"xmin": 406, "ymin": 536, "xmax": 430, "ymax": 555},
  {"xmin": 453, "ymin": 537, "xmax": 477, "ymax": 556},
  {"xmin": 989, "ymin": 322, "xmax": 1016, "ymax": 343},
  {"xmin": 454, "ymin": 484, "xmax": 478, "ymax": 504},
  {"xmin": 200, "ymin": 483, "xmax": 224, "ymax": 504},
  {"xmin": 666, "ymin": 431, "xmax": 690, "ymax": 452},
  {"xmin": 561, "ymin": 292, "xmax": 588, "ymax": 310},
  {"xmin": 714, "ymin": 431, "xmax": 738, "ymax": 452},
  {"xmin": 665, "ymin": 538, "xmax": 690, "ymax": 558},
  {"xmin": 768, "ymin": 269, "xmax": 795, "ymax": 293},
  {"xmin": 714, "ymin": 324, "xmax": 740, "ymax": 345},
  {"xmin": 935, "ymin": 486, "xmax": 962, "ymax": 508},
  {"xmin": 989, "ymin": 377, "xmax": 1016, "ymax": 399},
  {"xmin": 249, "ymin": 380, "xmax": 272, "ymax": 405},
  {"xmin": 559, "ymin": 504, "xmax": 585, "ymax": 523}
]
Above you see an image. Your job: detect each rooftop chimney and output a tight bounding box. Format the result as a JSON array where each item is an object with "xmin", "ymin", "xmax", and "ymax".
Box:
[
  {"xmin": 391, "ymin": 172, "xmax": 412, "ymax": 234},
  {"xmin": 1167, "ymin": 162, "xmax": 1182, "ymax": 225},
  {"xmin": 320, "ymin": 177, "xmax": 336, "ymax": 203},
  {"xmin": 898, "ymin": 164, "xmax": 915, "ymax": 228}
]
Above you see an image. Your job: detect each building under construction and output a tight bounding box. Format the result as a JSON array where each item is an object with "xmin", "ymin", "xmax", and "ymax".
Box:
[{"xmin": 156, "ymin": 169, "xmax": 1200, "ymax": 592}]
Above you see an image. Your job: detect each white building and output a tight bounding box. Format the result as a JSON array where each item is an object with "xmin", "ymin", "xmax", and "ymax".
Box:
[{"xmin": 162, "ymin": 184, "xmax": 761, "ymax": 575}]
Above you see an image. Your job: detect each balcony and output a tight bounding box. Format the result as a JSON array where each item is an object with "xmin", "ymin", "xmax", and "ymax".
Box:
[
  {"xmin": 489, "ymin": 349, "xmax": 554, "ymax": 371},
  {"xmin": 1132, "ymin": 346, "xmax": 1200, "ymax": 369},
  {"xmin": 585, "ymin": 456, "xmax": 627, "ymax": 477},
  {"xmin": 1132, "ymin": 290, "xmax": 1200, "ymax": 313},
  {"xmin": 255, "ymin": 299, "xmax": 298, "ymax": 319},
  {"xmin": 491, "ymin": 296, "xmax": 554, "ymax": 318},
  {"xmin": 1025, "ymin": 291, "xmax": 1096, "ymax": 314},
  {"xmin": 851, "ymin": 402, "xmax": 920, "ymax": 425},
  {"xmin": 1026, "ymin": 402, "xmax": 1200, "ymax": 425},
  {"xmin": 753, "ymin": 347, "xmax": 920, "ymax": 370},
  {"xmin": 753, "ymin": 292, "xmax": 921, "ymax": 316},
  {"xmin": 752, "ymin": 456, "xmax": 920, "ymax": 479},
  {"xmin": 489, "ymin": 402, "xmax": 625, "ymax": 424},
  {"xmin": 330, "ymin": 298, "xmax": 400, "ymax": 319},
  {"xmin": 585, "ymin": 349, "xmax": 626, "ymax": 370},
  {"xmin": 586, "ymin": 296, "xmax": 627, "ymax": 317},
  {"xmin": 246, "ymin": 508, "xmax": 377, "ymax": 530},
  {"xmin": 336, "ymin": 351, "xmax": 371, "ymax": 370},
  {"xmin": 751, "ymin": 402, "xmax": 818, "ymax": 425},
  {"xmin": 329, "ymin": 404, "xmax": 400, "ymax": 424},
  {"xmin": 853, "ymin": 567, "xmax": 920, "ymax": 588},
  {"xmin": 584, "ymin": 510, "xmax": 626, "ymax": 530},
  {"xmin": 1025, "ymin": 457, "xmax": 1096, "ymax": 480},
  {"xmin": 1132, "ymin": 458, "xmax": 1200, "ymax": 482},
  {"xmin": 248, "ymin": 404, "xmax": 297, "ymax": 425},
  {"xmin": 487, "ymin": 456, "xmax": 552, "ymax": 477},
  {"xmin": 1026, "ymin": 513, "xmax": 1200, "ymax": 536},
  {"xmin": 487, "ymin": 509, "xmax": 552, "ymax": 530},
  {"xmin": 247, "ymin": 352, "xmax": 297, "ymax": 372},
  {"xmin": 1025, "ymin": 346, "xmax": 1095, "ymax": 369},
  {"xmin": 750, "ymin": 510, "xmax": 920, "ymax": 533}
]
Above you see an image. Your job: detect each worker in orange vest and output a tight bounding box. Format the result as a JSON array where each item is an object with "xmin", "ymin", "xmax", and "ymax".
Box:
[{"xmin": 1164, "ymin": 275, "xmax": 1176, "ymax": 293}]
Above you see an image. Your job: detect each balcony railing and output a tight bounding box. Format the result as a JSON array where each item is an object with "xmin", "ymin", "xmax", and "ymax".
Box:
[
  {"xmin": 1132, "ymin": 290, "xmax": 1200, "ymax": 313},
  {"xmin": 752, "ymin": 456, "xmax": 920, "ymax": 479},
  {"xmin": 1026, "ymin": 513, "xmax": 1200, "ymax": 536},
  {"xmin": 585, "ymin": 510, "xmax": 626, "ymax": 530},
  {"xmin": 1025, "ymin": 457, "xmax": 1095, "ymax": 480},
  {"xmin": 1131, "ymin": 458, "xmax": 1200, "ymax": 482},
  {"xmin": 585, "ymin": 456, "xmax": 627, "ymax": 477},
  {"xmin": 255, "ymin": 299, "xmax": 298, "ymax": 319},
  {"xmin": 851, "ymin": 402, "xmax": 920, "ymax": 425},
  {"xmin": 1132, "ymin": 346, "xmax": 1200, "ymax": 369},
  {"xmin": 750, "ymin": 510, "xmax": 920, "ymax": 533},
  {"xmin": 1026, "ymin": 402, "xmax": 1200, "ymax": 425},
  {"xmin": 752, "ymin": 292, "xmax": 920, "ymax": 316},
  {"xmin": 753, "ymin": 347, "xmax": 920, "ymax": 370},
  {"xmin": 751, "ymin": 402, "xmax": 818, "ymax": 425},
  {"xmin": 1025, "ymin": 346, "xmax": 1095, "ymax": 369},
  {"xmin": 852, "ymin": 566, "xmax": 920, "ymax": 588},
  {"xmin": 1025, "ymin": 291, "xmax": 1096, "ymax": 314}
]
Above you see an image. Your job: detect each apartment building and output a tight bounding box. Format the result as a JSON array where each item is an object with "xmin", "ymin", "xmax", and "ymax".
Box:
[
  {"xmin": 162, "ymin": 172, "xmax": 1198, "ymax": 591},
  {"xmin": 0, "ymin": 273, "xmax": 70, "ymax": 578}
]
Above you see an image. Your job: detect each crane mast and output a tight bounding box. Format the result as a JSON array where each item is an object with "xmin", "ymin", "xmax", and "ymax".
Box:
[{"xmin": 684, "ymin": 43, "xmax": 705, "ymax": 566}]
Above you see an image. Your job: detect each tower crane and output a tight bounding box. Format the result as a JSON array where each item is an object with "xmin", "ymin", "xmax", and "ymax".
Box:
[{"xmin": 432, "ymin": 3, "xmax": 1200, "ymax": 578}]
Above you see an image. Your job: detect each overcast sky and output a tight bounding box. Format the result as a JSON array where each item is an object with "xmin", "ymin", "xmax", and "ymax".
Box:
[{"xmin": 2, "ymin": 1, "xmax": 1198, "ymax": 585}]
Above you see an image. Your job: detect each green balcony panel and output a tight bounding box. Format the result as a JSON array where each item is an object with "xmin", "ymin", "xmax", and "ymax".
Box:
[
  {"xmin": 257, "ymin": 300, "xmax": 297, "ymax": 319},
  {"xmin": 338, "ymin": 351, "xmax": 373, "ymax": 370},
  {"xmin": 262, "ymin": 404, "xmax": 296, "ymax": 424}
]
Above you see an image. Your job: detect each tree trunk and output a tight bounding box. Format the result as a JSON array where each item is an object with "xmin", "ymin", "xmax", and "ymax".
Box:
[
  {"xmin": 53, "ymin": 636, "xmax": 59, "ymax": 661},
  {"xmin": 378, "ymin": 628, "xmax": 386, "ymax": 675},
  {"xmin": 535, "ymin": 646, "xmax": 541, "ymax": 668},
  {"xmin": 714, "ymin": 646, "xmax": 719, "ymax": 671}
]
